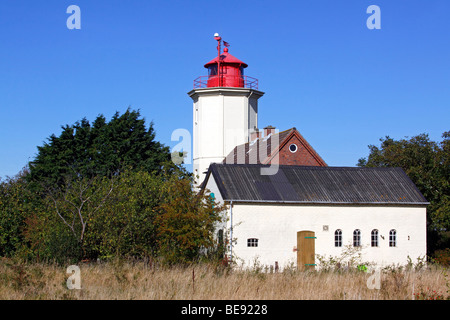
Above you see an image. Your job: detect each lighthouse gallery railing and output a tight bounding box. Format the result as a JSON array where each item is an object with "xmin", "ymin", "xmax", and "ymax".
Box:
[{"xmin": 193, "ymin": 75, "xmax": 259, "ymax": 90}]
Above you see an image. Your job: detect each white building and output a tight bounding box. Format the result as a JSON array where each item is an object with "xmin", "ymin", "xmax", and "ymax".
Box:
[
  {"xmin": 191, "ymin": 35, "xmax": 428, "ymax": 270},
  {"xmin": 202, "ymin": 164, "xmax": 428, "ymax": 270}
]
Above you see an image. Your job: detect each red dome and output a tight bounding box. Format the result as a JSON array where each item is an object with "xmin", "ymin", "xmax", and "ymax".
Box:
[{"xmin": 204, "ymin": 48, "xmax": 248, "ymax": 68}]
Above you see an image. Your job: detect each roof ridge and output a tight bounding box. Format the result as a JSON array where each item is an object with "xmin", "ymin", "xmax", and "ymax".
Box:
[
  {"xmin": 213, "ymin": 163, "xmax": 406, "ymax": 170},
  {"xmin": 276, "ymin": 127, "xmax": 295, "ymax": 135},
  {"xmin": 229, "ymin": 127, "xmax": 294, "ymax": 149}
]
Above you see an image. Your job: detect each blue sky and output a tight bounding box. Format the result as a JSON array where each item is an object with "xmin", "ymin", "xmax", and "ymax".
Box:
[{"xmin": 1, "ymin": 0, "xmax": 449, "ymax": 179}]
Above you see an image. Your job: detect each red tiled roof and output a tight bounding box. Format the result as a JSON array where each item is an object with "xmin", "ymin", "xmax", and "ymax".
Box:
[{"xmin": 223, "ymin": 127, "xmax": 327, "ymax": 166}]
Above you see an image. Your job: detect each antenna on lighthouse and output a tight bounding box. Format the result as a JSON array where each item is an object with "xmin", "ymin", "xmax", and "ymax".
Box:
[
  {"xmin": 214, "ymin": 33, "xmax": 221, "ymax": 54},
  {"xmin": 214, "ymin": 33, "xmax": 222, "ymax": 86}
]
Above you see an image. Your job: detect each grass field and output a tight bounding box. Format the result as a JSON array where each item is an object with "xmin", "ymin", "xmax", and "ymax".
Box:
[{"xmin": 0, "ymin": 257, "xmax": 448, "ymax": 300}]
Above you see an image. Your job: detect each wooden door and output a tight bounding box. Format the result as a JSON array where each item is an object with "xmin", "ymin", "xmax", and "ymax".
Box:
[{"xmin": 297, "ymin": 231, "xmax": 316, "ymax": 270}]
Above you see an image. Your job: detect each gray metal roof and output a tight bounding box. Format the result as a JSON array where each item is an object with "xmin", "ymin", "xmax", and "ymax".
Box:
[{"xmin": 206, "ymin": 164, "xmax": 428, "ymax": 205}]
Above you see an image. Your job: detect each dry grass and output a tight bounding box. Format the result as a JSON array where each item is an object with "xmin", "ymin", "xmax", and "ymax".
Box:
[{"xmin": 0, "ymin": 257, "xmax": 448, "ymax": 300}]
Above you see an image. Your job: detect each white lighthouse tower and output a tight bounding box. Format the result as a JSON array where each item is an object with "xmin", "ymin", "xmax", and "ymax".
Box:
[{"xmin": 188, "ymin": 34, "xmax": 265, "ymax": 185}]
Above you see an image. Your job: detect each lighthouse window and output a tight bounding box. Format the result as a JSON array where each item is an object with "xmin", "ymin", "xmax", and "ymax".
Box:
[
  {"xmin": 208, "ymin": 65, "xmax": 217, "ymax": 76},
  {"xmin": 289, "ymin": 144, "xmax": 298, "ymax": 153}
]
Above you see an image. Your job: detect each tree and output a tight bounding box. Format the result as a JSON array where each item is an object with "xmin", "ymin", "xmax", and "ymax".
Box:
[
  {"xmin": 23, "ymin": 167, "xmax": 223, "ymax": 263},
  {"xmin": 11, "ymin": 109, "xmax": 179, "ymax": 261},
  {"xmin": 47, "ymin": 174, "xmax": 117, "ymax": 245},
  {"xmin": 28, "ymin": 108, "xmax": 171, "ymax": 187},
  {"xmin": 20, "ymin": 172, "xmax": 119, "ymax": 263},
  {"xmin": 0, "ymin": 169, "xmax": 36, "ymax": 257},
  {"xmin": 358, "ymin": 131, "xmax": 450, "ymax": 253},
  {"xmin": 3, "ymin": 108, "xmax": 220, "ymax": 264},
  {"xmin": 83, "ymin": 169, "xmax": 164, "ymax": 260},
  {"xmin": 155, "ymin": 175, "xmax": 225, "ymax": 265},
  {"xmin": 21, "ymin": 109, "xmax": 175, "ymax": 261}
]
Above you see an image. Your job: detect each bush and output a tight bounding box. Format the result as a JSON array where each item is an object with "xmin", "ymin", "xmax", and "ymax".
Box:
[
  {"xmin": 155, "ymin": 177, "xmax": 225, "ymax": 265},
  {"xmin": 0, "ymin": 170, "xmax": 35, "ymax": 257},
  {"xmin": 433, "ymin": 248, "xmax": 450, "ymax": 267}
]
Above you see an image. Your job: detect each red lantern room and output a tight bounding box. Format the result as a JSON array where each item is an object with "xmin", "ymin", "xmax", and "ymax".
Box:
[
  {"xmin": 193, "ymin": 34, "xmax": 258, "ymax": 90},
  {"xmin": 204, "ymin": 47, "xmax": 248, "ymax": 87}
]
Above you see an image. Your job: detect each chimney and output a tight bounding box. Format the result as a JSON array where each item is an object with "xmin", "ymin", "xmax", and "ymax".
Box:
[
  {"xmin": 250, "ymin": 127, "xmax": 261, "ymax": 141},
  {"xmin": 264, "ymin": 125, "xmax": 276, "ymax": 136}
]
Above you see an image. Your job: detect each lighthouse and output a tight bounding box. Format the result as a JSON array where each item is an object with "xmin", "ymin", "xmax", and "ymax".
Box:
[{"xmin": 188, "ymin": 34, "xmax": 265, "ymax": 185}]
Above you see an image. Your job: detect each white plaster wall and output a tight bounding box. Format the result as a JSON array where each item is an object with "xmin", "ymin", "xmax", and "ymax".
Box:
[
  {"xmin": 223, "ymin": 95, "xmax": 248, "ymax": 157},
  {"xmin": 248, "ymin": 96, "xmax": 258, "ymax": 131},
  {"xmin": 204, "ymin": 174, "xmax": 228, "ymax": 240},
  {"xmin": 189, "ymin": 88, "xmax": 263, "ymax": 185},
  {"xmin": 226, "ymin": 203, "xmax": 427, "ymax": 270},
  {"xmin": 197, "ymin": 95, "xmax": 224, "ymax": 158}
]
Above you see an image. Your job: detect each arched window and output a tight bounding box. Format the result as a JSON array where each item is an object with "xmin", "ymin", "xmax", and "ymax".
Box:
[
  {"xmin": 389, "ymin": 229, "xmax": 397, "ymax": 247},
  {"xmin": 353, "ymin": 229, "xmax": 361, "ymax": 247},
  {"xmin": 247, "ymin": 238, "xmax": 258, "ymax": 247},
  {"xmin": 335, "ymin": 229, "xmax": 342, "ymax": 247},
  {"xmin": 371, "ymin": 229, "xmax": 379, "ymax": 247}
]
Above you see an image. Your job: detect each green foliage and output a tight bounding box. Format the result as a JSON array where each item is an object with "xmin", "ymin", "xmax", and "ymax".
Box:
[
  {"xmin": 83, "ymin": 169, "xmax": 164, "ymax": 260},
  {"xmin": 432, "ymin": 248, "xmax": 450, "ymax": 267},
  {"xmin": 18, "ymin": 167, "xmax": 223, "ymax": 264},
  {"xmin": 21, "ymin": 188, "xmax": 84, "ymax": 264},
  {"xmin": 413, "ymin": 288, "xmax": 446, "ymax": 300},
  {"xmin": 315, "ymin": 243, "xmax": 375, "ymax": 272},
  {"xmin": 0, "ymin": 169, "xmax": 37, "ymax": 257},
  {"xmin": 1, "ymin": 108, "xmax": 224, "ymax": 265},
  {"xmin": 28, "ymin": 108, "xmax": 171, "ymax": 187},
  {"xmin": 358, "ymin": 131, "xmax": 450, "ymax": 253},
  {"xmin": 155, "ymin": 176, "xmax": 225, "ymax": 265},
  {"xmin": 12, "ymin": 108, "xmax": 174, "ymax": 261}
]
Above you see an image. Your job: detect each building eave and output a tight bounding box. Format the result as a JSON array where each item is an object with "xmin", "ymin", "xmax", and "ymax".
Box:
[
  {"xmin": 222, "ymin": 199, "xmax": 430, "ymax": 207},
  {"xmin": 187, "ymin": 87, "xmax": 265, "ymax": 99}
]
